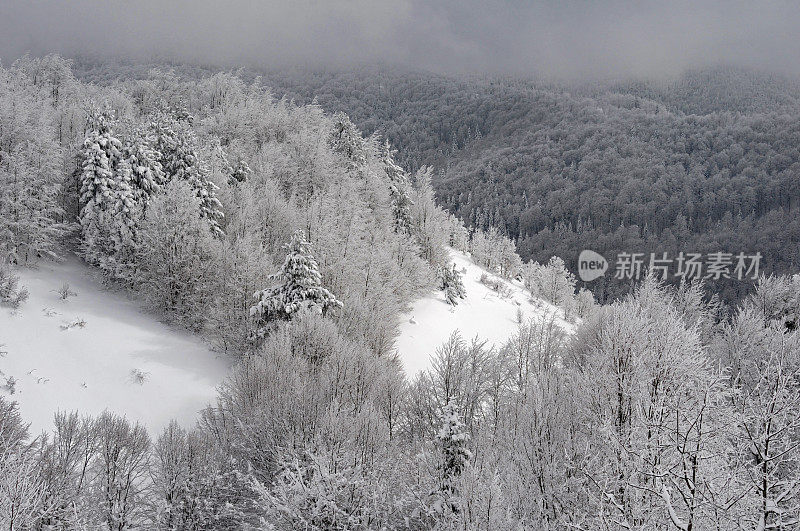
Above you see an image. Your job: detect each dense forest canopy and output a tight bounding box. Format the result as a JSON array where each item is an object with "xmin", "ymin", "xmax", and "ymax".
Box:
[
  {"xmin": 247, "ymin": 65, "xmax": 800, "ymax": 305},
  {"xmin": 2, "ymin": 53, "xmax": 800, "ymax": 530},
  {"xmin": 70, "ymin": 59, "xmax": 800, "ymax": 304}
]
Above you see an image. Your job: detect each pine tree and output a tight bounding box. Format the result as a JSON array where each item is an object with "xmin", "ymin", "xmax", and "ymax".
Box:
[
  {"xmin": 436, "ymin": 398, "xmax": 471, "ymax": 512},
  {"xmin": 250, "ymin": 231, "xmax": 342, "ymax": 334},
  {"xmin": 123, "ymin": 127, "xmax": 164, "ymax": 206},
  {"xmin": 440, "ymin": 264, "xmax": 466, "ymax": 306},
  {"xmin": 229, "ymin": 159, "xmax": 251, "ymax": 185},
  {"xmin": 330, "ymin": 113, "xmax": 367, "ymax": 173},
  {"xmin": 381, "ymin": 140, "xmax": 413, "ymax": 234},
  {"xmin": 78, "ymin": 108, "xmax": 137, "ymax": 277},
  {"xmin": 150, "ymin": 113, "xmax": 224, "ymax": 238}
]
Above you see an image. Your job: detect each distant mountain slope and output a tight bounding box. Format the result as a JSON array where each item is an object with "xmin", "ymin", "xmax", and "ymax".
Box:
[
  {"xmin": 0, "ymin": 257, "xmax": 228, "ymax": 435},
  {"xmin": 254, "ymin": 65, "xmax": 800, "ymax": 304}
]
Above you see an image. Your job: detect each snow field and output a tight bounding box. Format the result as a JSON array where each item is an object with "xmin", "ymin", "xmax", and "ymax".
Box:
[
  {"xmin": 0, "ymin": 256, "xmax": 229, "ymax": 436},
  {"xmin": 396, "ymin": 249, "xmax": 573, "ymax": 376}
]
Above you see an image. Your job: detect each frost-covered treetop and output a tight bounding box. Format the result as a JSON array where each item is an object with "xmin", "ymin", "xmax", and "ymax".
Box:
[{"xmin": 250, "ymin": 230, "xmax": 342, "ymax": 329}]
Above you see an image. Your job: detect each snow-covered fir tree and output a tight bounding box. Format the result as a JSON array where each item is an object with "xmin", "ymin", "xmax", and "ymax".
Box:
[
  {"xmin": 330, "ymin": 113, "xmax": 368, "ymax": 173},
  {"xmin": 381, "ymin": 140, "xmax": 413, "ymax": 234},
  {"xmin": 78, "ymin": 108, "xmax": 137, "ymax": 278},
  {"xmin": 229, "ymin": 159, "xmax": 251, "ymax": 185},
  {"xmin": 439, "ymin": 263, "xmax": 466, "ymax": 305},
  {"xmin": 123, "ymin": 127, "xmax": 165, "ymax": 207},
  {"xmin": 434, "ymin": 398, "xmax": 471, "ymax": 514},
  {"xmin": 250, "ymin": 231, "xmax": 342, "ymax": 334},
  {"xmin": 150, "ymin": 113, "xmax": 224, "ymax": 238}
]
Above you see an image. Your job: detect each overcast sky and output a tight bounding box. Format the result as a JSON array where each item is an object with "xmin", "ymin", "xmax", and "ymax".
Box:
[{"xmin": 1, "ymin": 0, "xmax": 799, "ymax": 80}]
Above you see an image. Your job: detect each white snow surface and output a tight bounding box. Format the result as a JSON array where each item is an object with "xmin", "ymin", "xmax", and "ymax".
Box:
[
  {"xmin": 396, "ymin": 249, "xmax": 573, "ymax": 376},
  {"xmin": 0, "ymin": 256, "xmax": 229, "ymax": 436}
]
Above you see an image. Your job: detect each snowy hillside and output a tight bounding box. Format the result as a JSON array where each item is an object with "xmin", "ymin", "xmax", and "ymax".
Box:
[
  {"xmin": 396, "ymin": 250, "xmax": 574, "ymax": 376},
  {"xmin": 0, "ymin": 257, "xmax": 229, "ymax": 436}
]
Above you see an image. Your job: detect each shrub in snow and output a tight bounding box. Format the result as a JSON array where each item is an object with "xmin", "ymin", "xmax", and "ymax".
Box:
[
  {"xmin": 129, "ymin": 368, "xmax": 150, "ymax": 385},
  {"xmin": 3, "ymin": 376, "xmax": 17, "ymax": 395},
  {"xmin": 60, "ymin": 318, "xmax": 87, "ymax": 331},
  {"xmin": 439, "ymin": 263, "xmax": 466, "ymax": 305},
  {"xmin": 55, "ymin": 282, "xmax": 77, "ymax": 300},
  {"xmin": 250, "ymin": 231, "xmax": 341, "ymax": 335},
  {"xmin": 0, "ymin": 264, "xmax": 28, "ymax": 308},
  {"xmin": 479, "ymin": 272, "xmax": 511, "ymax": 298}
]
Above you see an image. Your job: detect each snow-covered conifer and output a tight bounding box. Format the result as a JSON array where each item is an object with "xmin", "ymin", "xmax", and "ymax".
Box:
[
  {"xmin": 78, "ymin": 108, "xmax": 137, "ymax": 277},
  {"xmin": 150, "ymin": 113, "xmax": 224, "ymax": 237},
  {"xmin": 250, "ymin": 231, "xmax": 342, "ymax": 333},
  {"xmin": 440, "ymin": 263, "xmax": 466, "ymax": 306},
  {"xmin": 381, "ymin": 140, "xmax": 413, "ymax": 234},
  {"xmin": 436, "ymin": 398, "xmax": 471, "ymax": 510},
  {"xmin": 330, "ymin": 113, "xmax": 367, "ymax": 173},
  {"xmin": 229, "ymin": 159, "xmax": 251, "ymax": 185},
  {"xmin": 123, "ymin": 127, "xmax": 164, "ymax": 206}
]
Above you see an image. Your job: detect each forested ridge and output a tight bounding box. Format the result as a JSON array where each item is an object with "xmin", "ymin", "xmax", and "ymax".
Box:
[
  {"xmin": 239, "ymin": 65, "xmax": 800, "ymax": 305},
  {"xmin": 2, "ymin": 55, "xmax": 800, "ymax": 529},
  {"xmin": 71, "ymin": 62, "xmax": 800, "ymax": 306}
]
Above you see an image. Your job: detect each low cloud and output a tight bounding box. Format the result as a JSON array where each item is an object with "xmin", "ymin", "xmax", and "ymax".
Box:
[{"xmin": 1, "ymin": 0, "xmax": 799, "ymax": 80}]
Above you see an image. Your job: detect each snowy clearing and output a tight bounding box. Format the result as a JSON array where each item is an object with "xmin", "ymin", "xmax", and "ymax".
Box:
[
  {"xmin": 0, "ymin": 256, "xmax": 229, "ymax": 436},
  {"xmin": 396, "ymin": 249, "xmax": 574, "ymax": 376}
]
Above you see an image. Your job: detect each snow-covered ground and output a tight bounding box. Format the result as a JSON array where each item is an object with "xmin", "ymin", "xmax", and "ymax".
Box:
[
  {"xmin": 0, "ymin": 256, "xmax": 229, "ymax": 436},
  {"xmin": 396, "ymin": 250, "xmax": 574, "ymax": 376}
]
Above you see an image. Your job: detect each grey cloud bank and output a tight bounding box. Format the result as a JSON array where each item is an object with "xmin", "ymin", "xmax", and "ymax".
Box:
[{"xmin": 1, "ymin": 0, "xmax": 799, "ymax": 80}]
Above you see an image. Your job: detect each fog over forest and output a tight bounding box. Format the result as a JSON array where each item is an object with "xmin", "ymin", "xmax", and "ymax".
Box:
[{"xmin": 2, "ymin": 1, "xmax": 800, "ymax": 80}]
